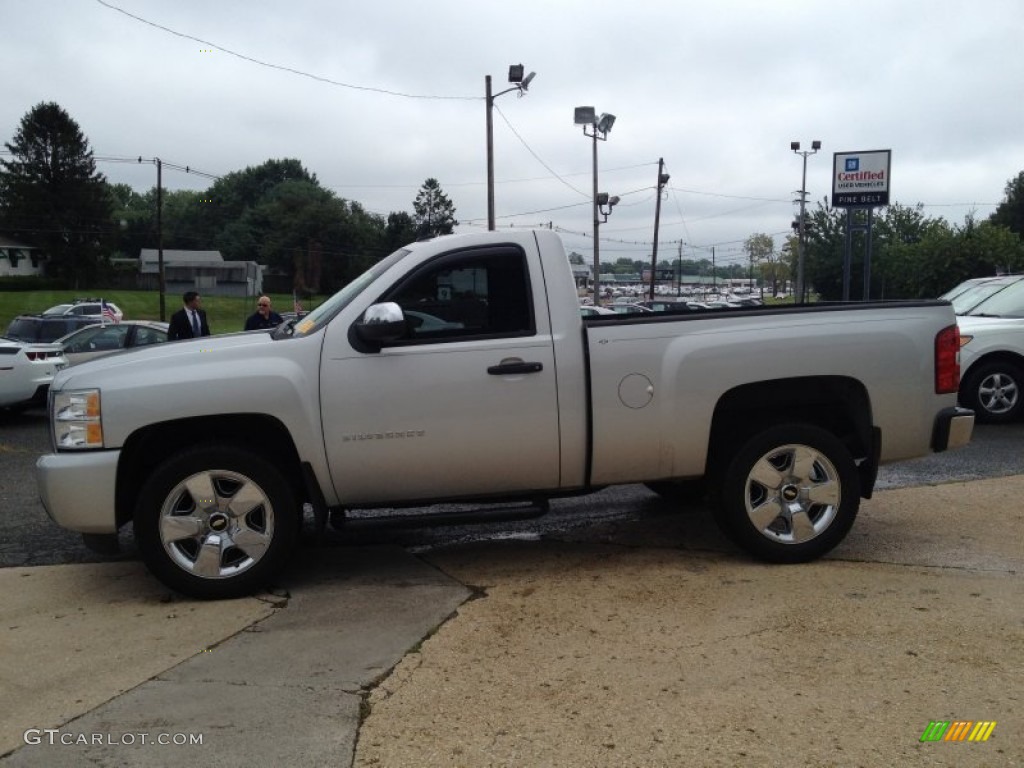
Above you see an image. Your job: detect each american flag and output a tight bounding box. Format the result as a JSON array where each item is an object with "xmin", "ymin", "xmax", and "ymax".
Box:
[{"xmin": 101, "ymin": 300, "xmax": 119, "ymax": 324}]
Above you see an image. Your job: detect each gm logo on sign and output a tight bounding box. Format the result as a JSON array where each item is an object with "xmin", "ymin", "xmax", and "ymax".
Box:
[
  {"xmin": 920, "ymin": 720, "xmax": 997, "ymax": 742},
  {"xmin": 845, "ymin": 158, "xmax": 860, "ymax": 172}
]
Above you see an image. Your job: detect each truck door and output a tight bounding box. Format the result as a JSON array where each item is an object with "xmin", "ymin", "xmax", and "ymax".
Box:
[{"xmin": 320, "ymin": 245, "xmax": 561, "ymax": 505}]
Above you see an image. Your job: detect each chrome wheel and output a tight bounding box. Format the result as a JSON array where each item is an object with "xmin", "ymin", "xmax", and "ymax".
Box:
[
  {"xmin": 159, "ymin": 469, "xmax": 275, "ymax": 579},
  {"xmin": 744, "ymin": 444, "xmax": 840, "ymax": 545},
  {"xmin": 977, "ymin": 371, "xmax": 1018, "ymax": 416},
  {"xmin": 717, "ymin": 424, "xmax": 860, "ymax": 563}
]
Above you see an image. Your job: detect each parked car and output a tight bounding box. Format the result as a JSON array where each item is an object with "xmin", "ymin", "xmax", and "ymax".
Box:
[
  {"xmin": 5, "ymin": 315, "xmax": 99, "ymax": 343},
  {"xmin": 606, "ymin": 303, "xmax": 653, "ymax": 315},
  {"xmin": 404, "ymin": 310, "xmax": 464, "ymax": 332},
  {"xmin": 948, "ymin": 275, "xmax": 1024, "ymax": 423},
  {"xmin": 57, "ymin": 321, "xmax": 169, "ymax": 366},
  {"xmin": 41, "ymin": 298, "xmax": 124, "ymax": 323},
  {"xmin": 0, "ymin": 335, "xmax": 67, "ymax": 408},
  {"xmin": 940, "ymin": 275, "xmax": 1021, "ymax": 315}
]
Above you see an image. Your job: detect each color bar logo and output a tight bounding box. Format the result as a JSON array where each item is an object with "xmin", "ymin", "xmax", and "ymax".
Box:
[{"xmin": 920, "ymin": 720, "xmax": 996, "ymax": 742}]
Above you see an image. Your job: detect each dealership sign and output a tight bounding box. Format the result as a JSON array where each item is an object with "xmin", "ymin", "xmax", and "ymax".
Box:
[{"xmin": 832, "ymin": 149, "xmax": 891, "ymax": 207}]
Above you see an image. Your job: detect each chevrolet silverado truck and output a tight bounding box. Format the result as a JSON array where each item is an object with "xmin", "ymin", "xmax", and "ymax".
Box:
[{"xmin": 37, "ymin": 229, "xmax": 974, "ymax": 598}]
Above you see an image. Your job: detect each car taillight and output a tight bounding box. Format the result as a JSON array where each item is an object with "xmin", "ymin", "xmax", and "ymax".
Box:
[
  {"xmin": 25, "ymin": 351, "xmax": 61, "ymax": 361},
  {"xmin": 934, "ymin": 324, "xmax": 960, "ymax": 394}
]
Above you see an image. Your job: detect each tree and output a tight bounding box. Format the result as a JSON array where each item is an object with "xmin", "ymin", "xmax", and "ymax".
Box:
[
  {"xmin": 0, "ymin": 102, "xmax": 113, "ymax": 286},
  {"xmin": 413, "ymin": 178, "xmax": 457, "ymax": 237},
  {"xmin": 743, "ymin": 233, "xmax": 774, "ymax": 293},
  {"xmin": 989, "ymin": 170, "xmax": 1024, "ymax": 239},
  {"xmin": 383, "ymin": 212, "xmax": 417, "ymax": 253}
]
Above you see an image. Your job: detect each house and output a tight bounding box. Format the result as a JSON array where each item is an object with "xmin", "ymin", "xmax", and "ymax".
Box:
[
  {"xmin": 0, "ymin": 237, "xmax": 45, "ymax": 277},
  {"xmin": 138, "ymin": 249, "xmax": 263, "ymax": 297}
]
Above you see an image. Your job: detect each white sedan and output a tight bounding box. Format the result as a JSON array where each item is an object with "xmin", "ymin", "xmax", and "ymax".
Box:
[
  {"xmin": 57, "ymin": 321, "xmax": 169, "ymax": 366},
  {"xmin": 0, "ymin": 336, "xmax": 67, "ymax": 408}
]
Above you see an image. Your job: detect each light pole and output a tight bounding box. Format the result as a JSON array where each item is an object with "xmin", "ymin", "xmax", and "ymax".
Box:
[
  {"xmin": 575, "ymin": 107, "xmax": 616, "ymax": 304},
  {"xmin": 791, "ymin": 140, "xmax": 821, "ymax": 303},
  {"xmin": 486, "ymin": 64, "xmax": 535, "ymax": 231},
  {"xmin": 648, "ymin": 158, "xmax": 670, "ymax": 301}
]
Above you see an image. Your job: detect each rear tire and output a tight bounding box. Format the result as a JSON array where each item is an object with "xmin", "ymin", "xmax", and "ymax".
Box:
[
  {"xmin": 716, "ymin": 423, "xmax": 860, "ymax": 563},
  {"xmin": 134, "ymin": 444, "xmax": 299, "ymax": 599},
  {"xmin": 960, "ymin": 361, "xmax": 1023, "ymax": 424}
]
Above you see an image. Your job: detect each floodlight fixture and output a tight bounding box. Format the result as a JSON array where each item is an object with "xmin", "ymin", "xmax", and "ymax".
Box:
[
  {"xmin": 791, "ymin": 141, "xmax": 801, "ymax": 151},
  {"xmin": 508, "ymin": 64, "xmax": 524, "ymax": 83},
  {"xmin": 597, "ymin": 113, "xmax": 616, "ymax": 134},
  {"xmin": 575, "ymin": 106, "xmax": 596, "ymax": 125},
  {"xmin": 521, "ymin": 71, "xmax": 536, "ymax": 91},
  {"xmin": 597, "ymin": 192, "xmax": 610, "ymax": 206},
  {"xmin": 811, "ymin": 140, "xmax": 822, "ymax": 150}
]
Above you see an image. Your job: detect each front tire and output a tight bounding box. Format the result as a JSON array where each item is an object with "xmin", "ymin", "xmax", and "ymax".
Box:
[
  {"xmin": 134, "ymin": 445, "xmax": 299, "ymax": 599},
  {"xmin": 716, "ymin": 424, "xmax": 860, "ymax": 563},
  {"xmin": 960, "ymin": 361, "xmax": 1023, "ymax": 424}
]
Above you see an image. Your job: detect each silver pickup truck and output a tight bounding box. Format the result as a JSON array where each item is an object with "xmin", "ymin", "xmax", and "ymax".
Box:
[{"xmin": 37, "ymin": 229, "xmax": 974, "ymax": 598}]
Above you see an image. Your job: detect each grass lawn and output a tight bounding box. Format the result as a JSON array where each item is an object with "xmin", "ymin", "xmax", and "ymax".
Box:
[{"xmin": 0, "ymin": 290, "xmax": 324, "ymax": 335}]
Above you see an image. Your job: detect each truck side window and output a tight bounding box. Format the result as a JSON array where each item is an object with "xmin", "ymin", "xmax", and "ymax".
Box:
[{"xmin": 383, "ymin": 248, "xmax": 535, "ymax": 342}]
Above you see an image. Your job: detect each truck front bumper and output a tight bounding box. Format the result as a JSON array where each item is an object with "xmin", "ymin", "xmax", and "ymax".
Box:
[
  {"xmin": 932, "ymin": 407, "xmax": 975, "ymax": 452},
  {"xmin": 36, "ymin": 450, "xmax": 120, "ymax": 534}
]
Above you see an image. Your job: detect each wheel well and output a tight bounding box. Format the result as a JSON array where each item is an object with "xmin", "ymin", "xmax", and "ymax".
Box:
[
  {"xmin": 115, "ymin": 414, "xmax": 305, "ymax": 529},
  {"xmin": 961, "ymin": 351, "xmax": 1024, "ymax": 384},
  {"xmin": 707, "ymin": 376, "xmax": 875, "ymax": 492}
]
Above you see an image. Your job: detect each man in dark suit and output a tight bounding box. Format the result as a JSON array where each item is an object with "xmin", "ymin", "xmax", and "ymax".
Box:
[{"xmin": 167, "ymin": 291, "xmax": 211, "ymax": 341}]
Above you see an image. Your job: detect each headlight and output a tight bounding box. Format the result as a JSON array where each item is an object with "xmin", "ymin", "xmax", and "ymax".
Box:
[{"xmin": 52, "ymin": 389, "xmax": 104, "ymax": 449}]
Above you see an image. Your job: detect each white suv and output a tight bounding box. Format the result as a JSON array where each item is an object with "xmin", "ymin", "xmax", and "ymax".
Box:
[
  {"xmin": 945, "ymin": 275, "xmax": 1024, "ymax": 423},
  {"xmin": 42, "ymin": 299, "xmax": 123, "ymax": 322}
]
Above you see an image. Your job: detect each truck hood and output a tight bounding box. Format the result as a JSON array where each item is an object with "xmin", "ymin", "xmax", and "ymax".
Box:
[{"xmin": 51, "ymin": 331, "xmax": 277, "ymax": 391}]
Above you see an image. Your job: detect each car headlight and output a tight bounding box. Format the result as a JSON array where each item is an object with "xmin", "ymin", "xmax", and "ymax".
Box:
[{"xmin": 52, "ymin": 389, "xmax": 104, "ymax": 449}]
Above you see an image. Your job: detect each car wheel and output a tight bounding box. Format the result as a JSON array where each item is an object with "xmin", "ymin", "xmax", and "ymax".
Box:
[
  {"xmin": 644, "ymin": 478, "xmax": 707, "ymax": 506},
  {"xmin": 960, "ymin": 361, "xmax": 1023, "ymax": 424},
  {"xmin": 134, "ymin": 445, "xmax": 298, "ymax": 599},
  {"xmin": 716, "ymin": 424, "xmax": 860, "ymax": 563}
]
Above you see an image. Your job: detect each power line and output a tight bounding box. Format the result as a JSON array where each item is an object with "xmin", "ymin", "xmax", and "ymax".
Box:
[{"xmin": 94, "ymin": 0, "xmax": 477, "ymax": 101}]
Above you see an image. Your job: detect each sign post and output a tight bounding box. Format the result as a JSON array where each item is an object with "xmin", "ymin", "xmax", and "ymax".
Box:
[{"xmin": 832, "ymin": 150, "xmax": 891, "ymax": 300}]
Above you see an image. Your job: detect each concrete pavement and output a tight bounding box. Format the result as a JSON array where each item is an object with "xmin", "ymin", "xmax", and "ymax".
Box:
[{"xmin": 1, "ymin": 476, "xmax": 1021, "ymax": 767}]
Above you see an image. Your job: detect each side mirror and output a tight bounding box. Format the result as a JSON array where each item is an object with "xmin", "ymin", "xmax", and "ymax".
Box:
[{"xmin": 355, "ymin": 302, "xmax": 407, "ymax": 344}]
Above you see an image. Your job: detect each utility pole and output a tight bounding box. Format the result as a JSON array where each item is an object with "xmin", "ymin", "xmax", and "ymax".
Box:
[
  {"xmin": 712, "ymin": 246, "xmax": 716, "ymax": 293},
  {"xmin": 648, "ymin": 158, "xmax": 669, "ymax": 301}
]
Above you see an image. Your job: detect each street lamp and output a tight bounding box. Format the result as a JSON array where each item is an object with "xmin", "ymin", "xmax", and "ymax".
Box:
[
  {"xmin": 575, "ymin": 106, "xmax": 616, "ymax": 304},
  {"xmin": 486, "ymin": 64, "xmax": 536, "ymax": 230},
  {"xmin": 791, "ymin": 140, "xmax": 821, "ymax": 303}
]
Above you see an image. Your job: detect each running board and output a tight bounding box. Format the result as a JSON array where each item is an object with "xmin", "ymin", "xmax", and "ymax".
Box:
[{"xmin": 330, "ymin": 499, "xmax": 550, "ymax": 531}]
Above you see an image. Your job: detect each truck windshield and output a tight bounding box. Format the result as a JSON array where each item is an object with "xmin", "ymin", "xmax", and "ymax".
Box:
[{"xmin": 282, "ymin": 248, "xmax": 412, "ymax": 338}]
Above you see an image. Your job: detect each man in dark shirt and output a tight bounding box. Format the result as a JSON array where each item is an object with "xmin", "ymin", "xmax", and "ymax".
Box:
[
  {"xmin": 244, "ymin": 296, "xmax": 283, "ymax": 331},
  {"xmin": 167, "ymin": 291, "xmax": 211, "ymax": 341}
]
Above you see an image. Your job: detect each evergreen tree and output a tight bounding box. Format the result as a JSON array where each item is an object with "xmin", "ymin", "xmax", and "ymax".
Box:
[
  {"xmin": 413, "ymin": 178, "xmax": 457, "ymax": 238},
  {"xmin": 0, "ymin": 102, "xmax": 112, "ymax": 287}
]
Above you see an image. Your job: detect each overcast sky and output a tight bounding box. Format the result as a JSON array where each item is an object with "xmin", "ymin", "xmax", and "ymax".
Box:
[{"xmin": 3, "ymin": 0, "xmax": 1022, "ymax": 269}]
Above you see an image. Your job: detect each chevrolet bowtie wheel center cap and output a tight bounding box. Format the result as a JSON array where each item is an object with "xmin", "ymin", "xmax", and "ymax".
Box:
[
  {"xmin": 781, "ymin": 485, "xmax": 800, "ymax": 502},
  {"xmin": 209, "ymin": 514, "xmax": 229, "ymax": 532}
]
